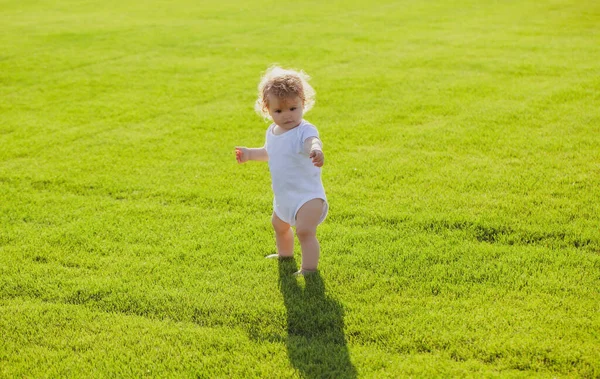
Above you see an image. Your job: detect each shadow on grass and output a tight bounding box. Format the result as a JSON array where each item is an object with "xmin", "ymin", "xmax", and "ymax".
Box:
[{"xmin": 278, "ymin": 259, "xmax": 357, "ymax": 379}]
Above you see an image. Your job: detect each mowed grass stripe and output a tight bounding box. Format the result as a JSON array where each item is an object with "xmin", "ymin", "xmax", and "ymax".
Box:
[{"xmin": 1, "ymin": 0, "xmax": 599, "ymax": 377}]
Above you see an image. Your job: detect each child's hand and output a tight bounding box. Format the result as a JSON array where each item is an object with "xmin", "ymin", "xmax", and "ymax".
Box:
[
  {"xmin": 235, "ymin": 147, "xmax": 249, "ymax": 164},
  {"xmin": 309, "ymin": 149, "xmax": 324, "ymax": 167}
]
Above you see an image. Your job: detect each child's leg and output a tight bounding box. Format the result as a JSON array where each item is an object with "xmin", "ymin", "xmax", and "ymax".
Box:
[
  {"xmin": 295, "ymin": 199, "xmax": 325, "ymax": 271},
  {"xmin": 271, "ymin": 212, "xmax": 294, "ymax": 258}
]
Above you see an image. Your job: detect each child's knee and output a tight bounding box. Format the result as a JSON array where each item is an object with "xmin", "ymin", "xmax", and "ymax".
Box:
[
  {"xmin": 295, "ymin": 226, "xmax": 316, "ymax": 241},
  {"xmin": 272, "ymin": 223, "xmax": 290, "ymax": 235}
]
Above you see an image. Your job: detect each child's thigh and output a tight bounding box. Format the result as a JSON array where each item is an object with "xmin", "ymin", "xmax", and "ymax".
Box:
[
  {"xmin": 295, "ymin": 199, "xmax": 324, "ymax": 230},
  {"xmin": 272, "ymin": 212, "xmax": 291, "ymax": 232}
]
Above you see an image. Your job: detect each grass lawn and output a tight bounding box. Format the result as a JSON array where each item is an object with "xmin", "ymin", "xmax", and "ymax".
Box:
[{"xmin": 1, "ymin": 0, "xmax": 599, "ymax": 377}]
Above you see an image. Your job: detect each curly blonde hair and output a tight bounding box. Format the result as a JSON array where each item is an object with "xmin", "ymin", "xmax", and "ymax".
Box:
[{"xmin": 254, "ymin": 65, "xmax": 316, "ymax": 119}]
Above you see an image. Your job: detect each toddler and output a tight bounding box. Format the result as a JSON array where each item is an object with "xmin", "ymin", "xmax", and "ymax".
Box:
[{"xmin": 235, "ymin": 66, "xmax": 328, "ymax": 276}]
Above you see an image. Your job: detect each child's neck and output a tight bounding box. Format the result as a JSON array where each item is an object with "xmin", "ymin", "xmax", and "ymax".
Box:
[{"xmin": 273, "ymin": 121, "xmax": 301, "ymax": 135}]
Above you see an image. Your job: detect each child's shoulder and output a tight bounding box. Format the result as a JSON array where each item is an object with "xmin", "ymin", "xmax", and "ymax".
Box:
[
  {"xmin": 299, "ymin": 119, "xmax": 318, "ymax": 131},
  {"xmin": 297, "ymin": 120, "xmax": 319, "ymax": 140},
  {"xmin": 265, "ymin": 123, "xmax": 276, "ymax": 134}
]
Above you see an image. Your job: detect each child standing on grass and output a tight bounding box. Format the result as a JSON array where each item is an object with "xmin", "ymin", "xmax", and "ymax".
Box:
[{"xmin": 235, "ymin": 66, "xmax": 328, "ymax": 276}]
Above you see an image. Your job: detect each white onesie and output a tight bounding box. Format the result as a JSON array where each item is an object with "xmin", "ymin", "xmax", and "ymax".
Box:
[{"xmin": 265, "ymin": 120, "xmax": 328, "ymax": 226}]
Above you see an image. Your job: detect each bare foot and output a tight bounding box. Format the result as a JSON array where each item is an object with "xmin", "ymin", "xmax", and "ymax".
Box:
[
  {"xmin": 265, "ymin": 254, "xmax": 294, "ymax": 259},
  {"xmin": 293, "ymin": 269, "xmax": 317, "ymax": 276}
]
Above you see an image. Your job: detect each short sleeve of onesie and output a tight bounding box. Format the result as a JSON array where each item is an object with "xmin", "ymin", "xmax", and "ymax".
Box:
[
  {"xmin": 297, "ymin": 122, "xmax": 320, "ymax": 154},
  {"xmin": 264, "ymin": 126, "xmax": 271, "ymax": 149}
]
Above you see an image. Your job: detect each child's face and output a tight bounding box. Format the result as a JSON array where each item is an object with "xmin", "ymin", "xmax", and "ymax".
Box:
[{"xmin": 267, "ymin": 94, "xmax": 303, "ymax": 130}]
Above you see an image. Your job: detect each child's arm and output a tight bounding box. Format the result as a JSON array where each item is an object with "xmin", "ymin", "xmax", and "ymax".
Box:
[
  {"xmin": 303, "ymin": 137, "xmax": 324, "ymax": 167},
  {"xmin": 235, "ymin": 147, "xmax": 268, "ymax": 163}
]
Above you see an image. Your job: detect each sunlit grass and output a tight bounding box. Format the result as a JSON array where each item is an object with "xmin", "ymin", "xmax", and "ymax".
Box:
[{"xmin": 1, "ymin": 0, "xmax": 599, "ymax": 377}]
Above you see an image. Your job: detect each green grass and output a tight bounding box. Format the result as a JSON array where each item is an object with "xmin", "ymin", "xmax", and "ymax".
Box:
[{"xmin": 1, "ymin": 0, "xmax": 599, "ymax": 377}]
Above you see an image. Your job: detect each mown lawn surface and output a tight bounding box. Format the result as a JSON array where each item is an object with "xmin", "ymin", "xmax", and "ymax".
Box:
[{"xmin": 1, "ymin": 0, "xmax": 599, "ymax": 377}]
